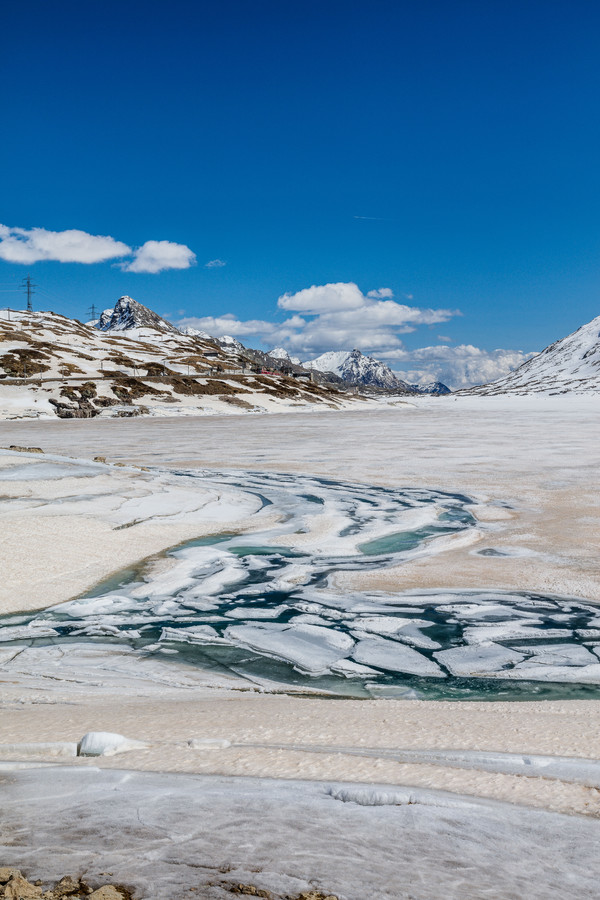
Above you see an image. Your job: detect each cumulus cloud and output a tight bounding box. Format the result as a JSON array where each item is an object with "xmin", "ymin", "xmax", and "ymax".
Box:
[
  {"xmin": 175, "ymin": 280, "xmax": 534, "ymax": 388},
  {"xmin": 366, "ymin": 287, "xmax": 394, "ymax": 299},
  {"xmin": 205, "ymin": 258, "xmax": 226, "ymax": 268},
  {"xmin": 178, "ymin": 313, "xmax": 279, "ymax": 338},
  {"xmin": 278, "ymin": 282, "xmax": 366, "ymax": 313},
  {"xmin": 121, "ymin": 240, "xmax": 196, "ymax": 274},
  {"xmin": 382, "ymin": 344, "xmax": 536, "ymax": 390},
  {"xmin": 0, "ymin": 224, "xmax": 131, "ymax": 264},
  {"xmin": 0, "ymin": 224, "xmax": 196, "ymax": 274},
  {"xmin": 177, "ymin": 281, "xmax": 460, "ymax": 360},
  {"xmin": 274, "ymin": 283, "xmax": 458, "ymax": 355}
]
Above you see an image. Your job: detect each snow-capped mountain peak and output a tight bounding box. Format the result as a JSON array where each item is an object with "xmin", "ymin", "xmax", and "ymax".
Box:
[
  {"xmin": 267, "ymin": 347, "xmax": 302, "ymax": 365},
  {"xmin": 178, "ymin": 327, "xmax": 244, "ymax": 350},
  {"xmin": 218, "ymin": 334, "xmax": 245, "ymax": 351},
  {"xmin": 180, "ymin": 326, "xmax": 214, "ymax": 340},
  {"xmin": 304, "ymin": 348, "xmax": 410, "ymax": 391},
  {"xmin": 95, "ymin": 296, "xmax": 178, "ymax": 333},
  {"xmin": 410, "ymin": 381, "xmax": 452, "ymax": 396}
]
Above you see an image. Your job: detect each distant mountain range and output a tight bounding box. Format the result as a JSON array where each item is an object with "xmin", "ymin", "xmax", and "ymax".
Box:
[
  {"xmin": 88, "ymin": 298, "xmax": 600, "ymax": 396},
  {"xmin": 3, "ymin": 296, "xmax": 598, "ymax": 423},
  {"xmin": 462, "ymin": 314, "xmax": 600, "ymax": 395},
  {"xmin": 300, "ymin": 348, "xmax": 450, "ymax": 395},
  {"xmin": 93, "ymin": 299, "xmax": 448, "ymax": 394}
]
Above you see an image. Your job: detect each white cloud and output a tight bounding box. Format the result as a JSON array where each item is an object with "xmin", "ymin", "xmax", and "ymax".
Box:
[
  {"xmin": 382, "ymin": 344, "xmax": 536, "ymax": 390},
  {"xmin": 278, "ymin": 282, "xmax": 366, "ymax": 313},
  {"xmin": 177, "ymin": 281, "xmax": 460, "ymax": 360},
  {"xmin": 270, "ymin": 282, "xmax": 458, "ymax": 355},
  {"xmin": 177, "ymin": 313, "xmax": 306, "ymax": 340},
  {"xmin": 122, "ymin": 240, "xmax": 196, "ymax": 274},
  {"xmin": 0, "ymin": 224, "xmax": 196, "ymax": 275},
  {"xmin": 0, "ymin": 224, "xmax": 130, "ymax": 264},
  {"xmin": 205, "ymin": 258, "xmax": 226, "ymax": 268},
  {"xmin": 366, "ymin": 287, "xmax": 394, "ymax": 299},
  {"xmin": 175, "ymin": 280, "xmax": 533, "ymax": 388}
]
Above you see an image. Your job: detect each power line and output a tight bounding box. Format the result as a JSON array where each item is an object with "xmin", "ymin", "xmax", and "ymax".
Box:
[
  {"xmin": 21, "ymin": 274, "xmax": 37, "ymax": 312},
  {"xmin": 88, "ymin": 303, "xmax": 98, "ymax": 321}
]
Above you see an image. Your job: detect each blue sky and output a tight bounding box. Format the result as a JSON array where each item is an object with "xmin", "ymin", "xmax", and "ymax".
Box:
[{"xmin": 1, "ymin": 0, "xmax": 599, "ymax": 387}]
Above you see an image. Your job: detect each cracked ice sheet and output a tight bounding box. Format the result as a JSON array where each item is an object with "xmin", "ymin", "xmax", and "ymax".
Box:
[
  {"xmin": 353, "ymin": 636, "xmax": 446, "ymax": 677},
  {"xmin": 1, "ymin": 766, "xmax": 600, "ymax": 900},
  {"xmin": 0, "ymin": 452, "xmax": 263, "ymax": 614},
  {"xmin": 0, "ymin": 461, "xmax": 103, "ymax": 480},
  {"xmin": 0, "ymin": 642, "xmax": 257, "ymax": 696},
  {"xmin": 223, "ymin": 623, "xmax": 355, "ymax": 676},
  {"xmin": 434, "ymin": 642, "xmax": 525, "ymax": 676}
]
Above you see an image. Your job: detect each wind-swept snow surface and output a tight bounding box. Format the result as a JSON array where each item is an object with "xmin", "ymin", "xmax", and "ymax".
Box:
[{"xmin": 2, "ymin": 767, "xmax": 599, "ymax": 900}]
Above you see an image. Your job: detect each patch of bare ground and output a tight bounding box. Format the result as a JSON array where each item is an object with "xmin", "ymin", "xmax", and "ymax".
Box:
[
  {"xmin": 4, "ymin": 445, "xmax": 43, "ymax": 452},
  {"xmin": 60, "ymin": 382, "xmax": 98, "ymax": 402},
  {"xmin": 110, "ymin": 378, "xmax": 165, "ymax": 401},
  {"xmin": 0, "ymin": 348, "xmax": 51, "ymax": 377},
  {"xmin": 58, "ymin": 362, "xmax": 85, "ymax": 376},
  {"xmin": 178, "ymin": 356, "xmax": 213, "ymax": 371},
  {"xmin": 143, "ymin": 362, "xmax": 174, "ymax": 376},
  {"xmin": 108, "ymin": 353, "xmax": 138, "ymax": 369},
  {"xmin": 0, "ymin": 870, "xmax": 134, "ymax": 900},
  {"xmin": 168, "ymin": 378, "xmax": 241, "ymax": 396},
  {"xmin": 250, "ymin": 376, "xmax": 302, "ymax": 399},
  {"xmin": 0, "ymin": 329, "xmax": 34, "ymax": 343},
  {"xmin": 220, "ymin": 395, "xmax": 256, "ymax": 409},
  {"xmin": 221, "ymin": 886, "xmax": 338, "ymax": 900}
]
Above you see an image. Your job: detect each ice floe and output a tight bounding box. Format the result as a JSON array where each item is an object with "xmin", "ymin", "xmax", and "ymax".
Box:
[
  {"xmin": 353, "ymin": 637, "xmax": 446, "ymax": 677},
  {"xmin": 434, "ymin": 642, "xmax": 525, "ymax": 676}
]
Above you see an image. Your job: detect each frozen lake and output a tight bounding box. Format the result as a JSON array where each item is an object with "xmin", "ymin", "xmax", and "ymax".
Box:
[{"xmin": 3, "ymin": 466, "xmax": 600, "ymax": 699}]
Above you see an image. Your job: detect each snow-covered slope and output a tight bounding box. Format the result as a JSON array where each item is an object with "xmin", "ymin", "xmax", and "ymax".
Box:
[
  {"xmin": 304, "ymin": 349, "xmax": 413, "ymax": 391},
  {"xmin": 0, "ymin": 307, "xmax": 355, "ymax": 419},
  {"xmin": 96, "ymin": 296, "xmax": 179, "ymax": 334},
  {"xmin": 465, "ymin": 314, "xmax": 600, "ymax": 395}
]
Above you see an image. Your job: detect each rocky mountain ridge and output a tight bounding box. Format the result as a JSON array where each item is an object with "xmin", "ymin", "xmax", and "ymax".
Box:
[
  {"xmin": 0, "ymin": 300, "xmax": 358, "ymax": 420},
  {"xmin": 96, "ymin": 296, "xmax": 178, "ymax": 333}
]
